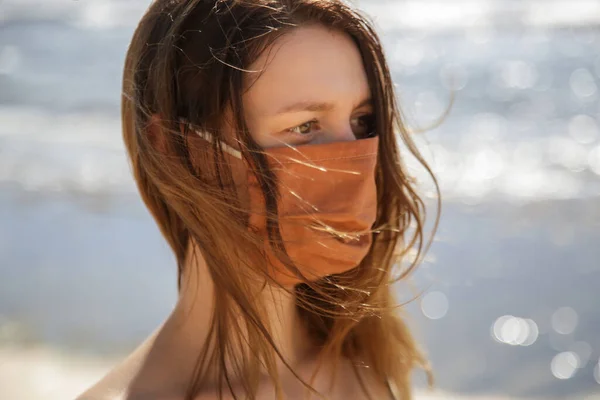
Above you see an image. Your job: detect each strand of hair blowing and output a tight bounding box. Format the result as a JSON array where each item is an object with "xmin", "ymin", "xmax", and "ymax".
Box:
[{"xmin": 121, "ymin": 1, "xmax": 438, "ymax": 399}]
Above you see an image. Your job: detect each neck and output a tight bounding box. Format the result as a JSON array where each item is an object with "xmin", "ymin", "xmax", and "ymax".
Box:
[{"xmin": 160, "ymin": 241, "xmax": 316, "ymax": 390}]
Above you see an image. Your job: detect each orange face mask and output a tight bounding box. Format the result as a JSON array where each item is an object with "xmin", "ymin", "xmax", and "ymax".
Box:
[{"xmin": 193, "ymin": 127, "xmax": 379, "ymax": 287}]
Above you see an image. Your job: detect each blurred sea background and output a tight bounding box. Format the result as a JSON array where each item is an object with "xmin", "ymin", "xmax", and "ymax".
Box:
[{"xmin": 1, "ymin": 0, "xmax": 600, "ymax": 399}]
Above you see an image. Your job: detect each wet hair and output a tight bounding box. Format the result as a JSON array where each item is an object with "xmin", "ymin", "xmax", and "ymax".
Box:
[{"xmin": 122, "ymin": 0, "xmax": 438, "ymax": 399}]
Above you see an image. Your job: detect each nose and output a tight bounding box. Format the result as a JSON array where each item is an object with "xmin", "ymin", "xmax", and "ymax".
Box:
[{"xmin": 322, "ymin": 124, "xmax": 356, "ymax": 144}]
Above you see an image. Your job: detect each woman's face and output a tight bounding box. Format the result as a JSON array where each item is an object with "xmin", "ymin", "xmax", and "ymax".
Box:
[{"xmin": 239, "ymin": 24, "xmax": 375, "ymax": 148}]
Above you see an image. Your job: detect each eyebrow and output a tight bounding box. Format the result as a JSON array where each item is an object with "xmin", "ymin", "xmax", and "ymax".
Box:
[{"xmin": 273, "ymin": 98, "xmax": 372, "ymax": 115}]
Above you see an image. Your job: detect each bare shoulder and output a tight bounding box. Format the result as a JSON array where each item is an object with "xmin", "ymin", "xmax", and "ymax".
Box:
[
  {"xmin": 77, "ymin": 347, "xmax": 392, "ymax": 400},
  {"xmin": 75, "ymin": 365, "xmax": 129, "ymax": 400},
  {"xmin": 75, "ymin": 354, "xmax": 141, "ymax": 400},
  {"xmin": 76, "ymin": 333, "xmax": 161, "ymax": 400}
]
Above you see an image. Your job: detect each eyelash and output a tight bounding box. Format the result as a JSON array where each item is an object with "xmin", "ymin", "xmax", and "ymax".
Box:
[
  {"xmin": 287, "ymin": 119, "xmax": 320, "ymax": 137},
  {"xmin": 351, "ymin": 114, "xmax": 376, "ymax": 137},
  {"xmin": 285, "ymin": 114, "xmax": 376, "ymax": 139}
]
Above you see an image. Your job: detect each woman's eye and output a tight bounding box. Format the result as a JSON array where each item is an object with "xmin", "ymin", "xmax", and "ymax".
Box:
[
  {"xmin": 289, "ymin": 120, "xmax": 320, "ymax": 135},
  {"xmin": 351, "ymin": 114, "xmax": 376, "ymax": 138}
]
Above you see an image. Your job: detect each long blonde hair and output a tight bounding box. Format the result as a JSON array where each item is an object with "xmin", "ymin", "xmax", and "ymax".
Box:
[{"xmin": 122, "ymin": 0, "xmax": 439, "ymax": 399}]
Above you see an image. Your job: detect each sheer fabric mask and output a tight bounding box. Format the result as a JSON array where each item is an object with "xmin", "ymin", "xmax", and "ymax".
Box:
[{"xmin": 190, "ymin": 124, "xmax": 379, "ymax": 286}]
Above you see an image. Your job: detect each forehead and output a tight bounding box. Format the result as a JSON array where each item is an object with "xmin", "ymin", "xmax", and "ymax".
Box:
[{"xmin": 243, "ymin": 24, "xmax": 371, "ymax": 116}]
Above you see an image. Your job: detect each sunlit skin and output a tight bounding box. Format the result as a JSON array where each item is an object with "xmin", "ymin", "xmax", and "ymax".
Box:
[
  {"xmin": 240, "ymin": 23, "xmax": 375, "ymax": 148},
  {"xmin": 79, "ymin": 25, "xmax": 392, "ymax": 400}
]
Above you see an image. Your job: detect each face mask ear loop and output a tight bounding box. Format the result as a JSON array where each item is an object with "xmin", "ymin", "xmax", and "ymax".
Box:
[{"xmin": 179, "ymin": 118, "xmax": 243, "ymax": 159}]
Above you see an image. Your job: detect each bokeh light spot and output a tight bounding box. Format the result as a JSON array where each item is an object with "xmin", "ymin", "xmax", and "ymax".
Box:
[
  {"xmin": 551, "ymin": 352, "xmax": 579, "ymax": 379},
  {"xmin": 499, "ymin": 60, "xmax": 539, "ymax": 89},
  {"xmin": 421, "ymin": 291, "xmax": 449, "ymax": 320},
  {"xmin": 521, "ymin": 319, "xmax": 539, "ymax": 346},
  {"xmin": 468, "ymin": 112, "xmax": 507, "ymax": 140},
  {"xmin": 492, "ymin": 316, "xmax": 538, "ymax": 346},
  {"xmin": 392, "ymin": 39, "xmax": 425, "ymax": 67},
  {"xmin": 551, "ymin": 307, "xmax": 578, "ymax": 335},
  {"xmin": 79, "ymin": 1, "xmax": 115, "ymax": 29},
  {"xmin": 440, "ymin": 63, "xmax": 469, "ymax": 91},
  {"xmin": 570, "ymin": 68, "xmax": 597, "ymax": 98}
]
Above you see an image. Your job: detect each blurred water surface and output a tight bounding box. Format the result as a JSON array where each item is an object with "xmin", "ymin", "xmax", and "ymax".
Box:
[{"xmin": 1, "ymin": 0, "xmax": 599, "ymax": 399}]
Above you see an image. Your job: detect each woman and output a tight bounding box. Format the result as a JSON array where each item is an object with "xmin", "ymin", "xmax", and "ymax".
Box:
[{"xmin": 80, "ymin": 0, "xmax": 436, "ymax": 399}]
